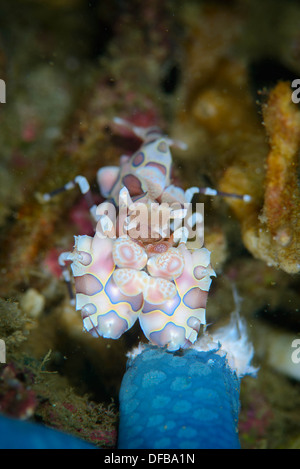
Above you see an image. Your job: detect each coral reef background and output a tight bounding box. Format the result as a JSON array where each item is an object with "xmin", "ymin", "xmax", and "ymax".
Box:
[{"xmin": 0, "ymin": 0, "xmax": 299, "ymax": 448}]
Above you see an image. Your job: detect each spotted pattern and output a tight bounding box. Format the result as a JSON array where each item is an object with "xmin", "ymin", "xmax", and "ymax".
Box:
[
  {"xmin": 68, "ymin": 121, "xmax": 216, "ymax": 350},
  {"xmin": 132, "ymin": 152, "xmax": 145, "ymax": 167},
  {"xmin": 70, "ymin": 235, "xmax": 143, "ymax": 340},
  {"xmin": 118, "ymin": 346, "xmax": 241, "ymax": 449}
]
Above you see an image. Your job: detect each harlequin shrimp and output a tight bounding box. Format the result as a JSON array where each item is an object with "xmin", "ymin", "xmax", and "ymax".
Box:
[{"xmin": 44, "ymin": 117, "xmax": 251, "ymax": 351}]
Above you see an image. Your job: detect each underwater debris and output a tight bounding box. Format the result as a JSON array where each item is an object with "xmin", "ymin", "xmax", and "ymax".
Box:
[
  {"xmin": 0, "ymin": 347, "xmax": 118, "ymax": 447},
  {"xmin": 35, "ymin": 387, "xmax": 117, "ymax": 448},
  {"xmin": 0, "ymin": 364, "xmax": 37, "ymax": 420},
  {"xmin": 0, "ymin": 298, "xmax": 31, "ymax": 351},
  {"xmin": 233, "ymin": 81, "xmax": 300, "ymax": 275},
  {"xmin": 259, "ymin": 82, "xmax": 300, "ymax": 273},
  {"xmin": 20, "ymin": 288, "xmax": 45, "ymax": 320}
]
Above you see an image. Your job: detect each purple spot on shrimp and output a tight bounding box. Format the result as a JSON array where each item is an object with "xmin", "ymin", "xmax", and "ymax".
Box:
[
  {"xmin": 74, "ymin": 274, "xmax": 103, "ymax": 295},
  {"xmin": 105, "ymin": 276, "xmax": 143, "ymax": 311},
  {"xmin": 183, "ymin": 287, "xmax": 208, "ymax": 309},
  {"xmin": 96, "ymin": 310, "xmax": 129, "ymax": 339},
  {"xmin": 132, "ymin": 152, "xmax": 145, "ymax": 167},
  {"xmin": 149, "ymin": 323, "xmax": 186, "ymax": 347},
  {"xmin": 143, "ymin": 291, "xmax": 180, "ymax": 316},
  {"xmin": 122, "ymin": 174, "xmax": 143, "ymax": 196},
  {"xmin": 156, "ymin": 140, "xmax": 168, "ymax": 153}
]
